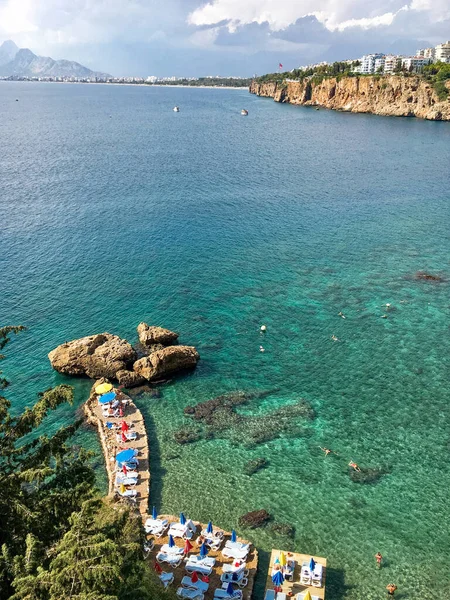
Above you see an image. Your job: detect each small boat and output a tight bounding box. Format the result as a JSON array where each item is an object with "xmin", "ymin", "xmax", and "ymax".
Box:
[
  {"xmin": 173, "ymin": 106, "xmax": 180, "ymax": 112},
  {"xmin": 241, "ymin": 109, "xmax": 248, "ymax": 116}
]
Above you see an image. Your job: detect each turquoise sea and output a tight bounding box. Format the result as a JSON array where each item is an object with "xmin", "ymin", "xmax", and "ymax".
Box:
[{"xmin": 1, "ymin": 81, "xmax": 450, "ymax": 599}]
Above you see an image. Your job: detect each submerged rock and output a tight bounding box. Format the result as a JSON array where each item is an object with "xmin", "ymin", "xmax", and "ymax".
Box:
[
  {"xmin": 48, "ymin": 333, "xmax": 136, "ymax": 379},
  {"xmin": 133, "ymin": 345, "xmax": 199, "ymax": 381},
  {"xmin": 174, "ymin": 427, "xmax": 203, "ymax": 445},
  {"xmin": 244, "ymin": 457, "xmax": 268, "ymax": 476},
  {"xmin": 271, "ymin": 522, "xmax": 296, "ymax": 538},
  {"xmin": 415, "ymin": 271, "xmax": 444, "ymax": 282},
  {"xmin": 239, "ymin": 509, "xmax": 271, "ymax": 529},
  {"xmin": 137, "ymin": 322, "xmax": 179, "ymax": 346}
]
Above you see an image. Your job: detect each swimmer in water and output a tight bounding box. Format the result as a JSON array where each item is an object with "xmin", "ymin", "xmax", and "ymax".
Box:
[
  {"xmin": 348, "ymin": 461, "xmax": 361, "ymax": 472},
  {"xmin": 259, "ymin": 346, "xmax": 265, "ymax": 352},
  {"xmin": 331, "ymin": 335, "xmax": 339, "ymax": 342},
  {"xmin": 386, "ymin": 583, "xmax": 397, "ymax": 596},
  {"xmin": 338, "ymin": 312, "xmax": 346, "ymax": 319},
  {"xmin": 375, "ymin": 552, "xmax": 383, "ymax": 568},
  {"xmin": 320, "ymin": 447, "xmax": 332, "ymax": 456}
]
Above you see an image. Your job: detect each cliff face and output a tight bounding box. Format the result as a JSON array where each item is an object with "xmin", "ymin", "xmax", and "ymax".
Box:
[{"xmin": 250, "ymin": 76, "xmax": 450, "ymax": 121}]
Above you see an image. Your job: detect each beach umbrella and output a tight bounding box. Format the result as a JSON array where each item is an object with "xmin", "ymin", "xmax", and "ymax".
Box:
[
  {"xmin": 122, "ymin": 464, "xmax": 128, "ymax": 475},
  {"xmin": 184, "ymin": 539, "xmax": 193, "ymax": 554},
  {"xmin": 152, "ymin": 506, "xmax": 158, "ymax": 520},
  {"xmin": 120, "ymin": 483, "xmax": 126, "ymax": 494},
  {"xmin": 279, "ymin": 552, "xmax": 287, "ymax": 567},
  {"xmin": 95, "ymin": 382, "xmax": 112, "ymax": 395},
  {"xmin": 272, "ymin": 570, "xmax": 284, "ymax": 587},
  {"xmin": 154, "ymin": 561, "xmax": 162, "ymax": 574},
  {"xmin": 226, "ymin": 583, "xmax": 234, "ymax": 596},
  {"xmin": 232, "ymin": 573, "xmax": 238, "ymax": 582},
  {"xmin": 199, "ymin": 543, "xmax": 208, "ymax": 559},
  {"xmin": 99, "ymin": 391, "xmax": 116, "ymax": 403},
  {"xmin": 116, "ymin": 448, "xmax": 137, "ymax": 463},
  {"xmin": 309, "ymin": 557, "xmax": 316, "ymax": 572},
  {"xmin": 168, "ymin": 535, "xmax": 175, "ymax": 548},
  {"xmin": 121, "ymin": 421, "xmax": 129, "ymax": 432},
  {"xmin": 191, "ymin": 571, "xmax": 199, "ymax": 584},
  {"xmin": 121, "ymin": 432, "xmax": 127, "ymax": 443},
  {"xmin": 274, "ymin": 557, "xmax": 279, "ymax": 565},
  {"xmin": 302, "ymin": 592, "xmax": 312, "ymax": 600},
  {"xmin": 206, "ymin": 521, "xmax": 213, "ymax": 534},
  {"xmin": 180, "ymin": 512, "xmax": 186, "ymax": 525},
  {"xmin": 231, "ymin": 530, "xmax": 237, "ymax": 543}
]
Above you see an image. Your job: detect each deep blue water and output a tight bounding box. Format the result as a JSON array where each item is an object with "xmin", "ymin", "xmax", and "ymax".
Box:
[{"xmin": 1, "ymin": 81, "xmax": 450, "ymax": 599}]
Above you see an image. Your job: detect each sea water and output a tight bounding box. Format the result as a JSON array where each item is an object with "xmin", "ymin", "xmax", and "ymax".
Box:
[{"xmin": 1, "ymin": 81, "xmax": 450, "ymax": 599}]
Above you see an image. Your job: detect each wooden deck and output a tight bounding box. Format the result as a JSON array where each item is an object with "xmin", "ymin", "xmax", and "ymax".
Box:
[
  {"xmin": 265, "ymin": 549, "xmax": 327, "ymax": 600},
  {"xmin": 84, "ymin": 378, "xmax": 258, "ymax": 600}
]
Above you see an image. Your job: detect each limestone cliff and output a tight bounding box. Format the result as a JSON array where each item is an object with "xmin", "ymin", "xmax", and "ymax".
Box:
[{"xmin": 249, "ymin": 76, "xmax": 450, "ymax": 121}]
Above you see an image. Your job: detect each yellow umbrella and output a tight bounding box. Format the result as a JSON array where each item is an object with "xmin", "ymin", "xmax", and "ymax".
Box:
[
  {"xmin": 279, "ymin": 552, "xmax": 287, "ymax": 567},
  {"xmin": 95, "ymin": 382, "xmax": 113, "ymax": 395},
  {"xmin": 302, "ymin": 591, "xmax": 312, "ymax": 600},
  {"xmin": 120, "ymin": 483, "xmax": 126, "ymax": 494}
]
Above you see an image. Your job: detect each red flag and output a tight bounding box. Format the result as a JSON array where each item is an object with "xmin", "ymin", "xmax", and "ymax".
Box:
[
  {"xmin": 121, "ymin": 421, "xmax": 129, "ymax": 432},
  {"xmin": 154, "ymin": 561, "xmax": 162, "ymax": 574},
  {"xmin": 279, "ymin": 63, "xmax": 283, "ymax": 69},
  {"xmin": 191, "ymin": 571, "xmax": 199, "ymax": 583}
]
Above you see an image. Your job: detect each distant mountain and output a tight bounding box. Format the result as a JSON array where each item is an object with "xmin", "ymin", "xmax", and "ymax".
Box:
[
  {"xmin": 0, "ymin": 40, "xmax": 110, "ymax": 78},
  {"xmin": 0, "ymin": 40, "xmax": 19, "ymax": 66}
]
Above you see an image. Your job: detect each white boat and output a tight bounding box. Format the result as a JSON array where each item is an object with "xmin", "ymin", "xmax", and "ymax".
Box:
[
  {"xmin": 173, "ymin": 106, "xmax": 180, "ymax": 112},
  {"xmin": 241, "ymin": 109, "xmax": 248, "ymax": 116}
]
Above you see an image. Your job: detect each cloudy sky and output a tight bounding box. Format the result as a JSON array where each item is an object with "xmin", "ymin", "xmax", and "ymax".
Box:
[{"xmin": 0, "ymin": 0, "xmax": 449, "ymax": 76}]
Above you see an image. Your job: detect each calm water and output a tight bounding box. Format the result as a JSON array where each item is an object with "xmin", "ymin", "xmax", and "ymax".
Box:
[{"xmin": 1, "ymin": 81, "xmax": 450, "ymax": 599}]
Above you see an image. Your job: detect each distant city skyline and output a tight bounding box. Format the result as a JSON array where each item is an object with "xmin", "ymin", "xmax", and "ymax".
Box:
[{"xmin": 0, "ymin": 0, "xmax": 449, "ymax": 77}]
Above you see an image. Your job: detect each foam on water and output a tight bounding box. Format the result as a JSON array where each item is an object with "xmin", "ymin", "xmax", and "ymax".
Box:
[{"xmin": 1, "ymin": 82, "xmax": 450, "ymax": 599}]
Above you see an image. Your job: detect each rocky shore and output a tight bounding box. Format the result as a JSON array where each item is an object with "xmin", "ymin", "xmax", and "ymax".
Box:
[
  {"xmin": 249, "ymin": 76, "xmax": 450, "ymax": 121},
  {"xmin": 48, "ymin": 323, "xmax": 199, "ymax": 386}
]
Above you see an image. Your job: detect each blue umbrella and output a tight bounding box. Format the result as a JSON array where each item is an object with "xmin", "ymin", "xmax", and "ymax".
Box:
[
  {"xmin": 226, "ymin": 583, "xmax": 234, "ymax": 596},
  {"xmin": 168, "ymin": 535, "xmax": 175, "ymax": 548},
  {"xmin": 99, "ymin": 391, "xmax": 116, "ymax": 403},
  {"xmin": 116, "ymin": 448, "xmax": 137, "ymax": 463},
  {"xmin": 180, "ymin": 512, "xmax": 186, "ymax": 525},
  {"xmin": 199, "ymin": 543, "xmax": 208, "ymax": 558},
  {"xmin": 231, "ymin": 572, "xmax": 238, "ymax": 582},
  {"xmin": 272, "ymin": 571, "xmax": 284, "ymax": 587},
  {"xmin": 206, "ymin": 521, "xmax": 213, "ymax": 534},
  {"xmin": 309, "ymin": 557, "xmax": 316, "ymax": 572},
  {"xmin": 152, "ymin": 506, "xmax": 157, "ymax": 520},
  {"xmin": 231, "ymin": 529, "xmax": 237, "ymax": 543}
]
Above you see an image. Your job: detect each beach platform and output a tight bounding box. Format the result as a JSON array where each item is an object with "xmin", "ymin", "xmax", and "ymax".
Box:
[{"xmin": 265, "ymin": 549, "xmax": 327, "ymax": 600}]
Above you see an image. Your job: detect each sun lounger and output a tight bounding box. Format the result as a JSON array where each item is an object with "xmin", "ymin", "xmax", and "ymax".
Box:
[
  {"xmin": 295, "ymin": 594, "xmax": 320, "ymax": 600},
  {"xmin": 213, "ymin": 587, "xmax": 242, "ymax": 599},
  {"xmin": 181, "ymin": 576, "xmax": 209, "ymax": 592},
  {"xmin": 220, "ymin": 573, "xmax": 248, "ymax": 588},
  {"xmin": 311, "ymin": 563, "xmax": 323, "ymax": 587},
  {"xmin": 176, "ymin": 587, "xmax": 204, "ymax": 600},
  {"xmin": 264, "ymin": 591, "xmax": 276, "ymax": 600},
  {"xmin": 222, "ymin": 562, "xmax": 247, "ymax": 574},
  {"xmin": 105, "ymin": 421, "xmax": 121, "ymax": 430},
  {"xmin": 144, "ymin": 518, "xmax": 169, "ymax": 536},
  {"xmin": 205, "ymin": 536, "xmax": 222, "ymax": 551},
  {"xmin": 224, "ymin": 541, "xmax": 249, "ymax": 552},
  {"xmin": 160, "ymin": 572, "xmax": 174, "ymax": 588},
  {"xmin": 284, "ymin": 559, "xmax": 295, "ymax": 581},
  {"xmin": 114, "ymin": 475, "xmax": 138, "ymax": 487},
  {"xmin": 115, "ymin": 488, "xmax": 137, "ymax": 498},
  {"xmin": 161, "ymin": 544, "xmax": 184, "ymax": 555},
  {"xmin": 222, "ymin": 547, "xmax": 248, "ymax": 561},
  {"xmin": 157, "ymin": 552, "xmax": 182, "ymax": 567},
  {"xmin": 116, "ymin": 431, "xmax": 138, "ymax": 442},
  {"xmin": 300, "ymin": 563, "xmax": 311, "ymax": 585},
  {"xmin": 201, "ymin": 528, "xmax": 224, "ymax": 539},
  {"xmin": 277, "ymin": 593, "xmax": 287, "ymax": 600},
  {"xmin": 185, "ymin": 556, "xmax": 216, "ymax": 567},
  {"xmin": 170, "ymin": 522, "xmax": 193, "ymax": 539},
  {"xmin": 185, "ymin": 563, "xmax": 213, "ymax": 576}
]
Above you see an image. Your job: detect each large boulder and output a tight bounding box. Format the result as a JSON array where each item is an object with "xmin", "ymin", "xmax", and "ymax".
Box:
[
  {"xmin": 48, "ymin": 333, "xmax": 137, "ymax": 379},
  {"xmin": 116, "ymin": 369, "xmax": 147, "ymax": 388},
  {"xmin": 137, "ymin": 322, "xmax": 179, "ymax": 346},
  {"xmin": 133, "ymin": 345, "xmax": 199, "ymax": 381}
]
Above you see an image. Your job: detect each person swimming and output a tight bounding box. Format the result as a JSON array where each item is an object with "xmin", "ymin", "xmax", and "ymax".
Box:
[
  {"xmin": 386, "ymin": 583, "xmax": 397, "ymax": 596},
  {"xmin": 320, "ymin": 447, "xmax": 332, "ymax": 456},
  {"xmin": 331, "ymin": 335, "xmax": 339, "ymax": 342},
  {"xmin": 259, "ymin": 346, "xmax": 265, "ymax": 352},
  {"xmin": 338, "ymin": 312, "xmax": 346, "ymax": 319},
  {"xmin": 375, "ymin": 552, "xmax": 383, "ymax": 568},
  {"xmin": 348, "ymin": 461, "xmax": 361, "ymax": 472}
]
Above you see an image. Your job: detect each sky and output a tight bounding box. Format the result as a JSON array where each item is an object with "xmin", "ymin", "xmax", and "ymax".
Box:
[{"xmin": 0, "ymin": 0, "xmax": 449, "ymax": 76}]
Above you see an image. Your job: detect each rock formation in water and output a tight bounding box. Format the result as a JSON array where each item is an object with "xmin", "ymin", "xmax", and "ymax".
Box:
[
  {"xmin": 133, "ymin": 345, "xmax": 199, "ymax": 381},
  {"xmin": 137, "ymin": 322, "xmax": 179, "ymax": 346},
  {"xmin": 48, "ymin": 333, "xmax": 136, "ymax": 379},
  {"xmin": 239, "ymin": 509, "xmax": 271, "ymax": 529},
  {"xmin": 249, "ymin": 76, "xmax": 450, "ymax": 121}
]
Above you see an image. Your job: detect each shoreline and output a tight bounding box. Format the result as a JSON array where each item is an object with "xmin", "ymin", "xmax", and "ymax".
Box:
[{"xmin": 0, "ymin": 80, "xmax": 246, "ymax": 90}]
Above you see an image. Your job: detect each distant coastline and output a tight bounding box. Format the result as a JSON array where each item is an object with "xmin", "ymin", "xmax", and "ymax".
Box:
[{"xmin": 0, "ymin": 80, "xmax": 246, "ymax": 90}]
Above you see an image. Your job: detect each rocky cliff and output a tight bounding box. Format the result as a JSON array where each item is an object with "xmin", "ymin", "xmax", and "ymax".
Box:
[{"xmin": 249, "ymin": 76, "xmax": 450, "ymax": 121}]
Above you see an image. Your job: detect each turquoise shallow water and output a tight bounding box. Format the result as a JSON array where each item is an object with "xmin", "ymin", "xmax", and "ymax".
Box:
[{"xmin": 1, "ymin": 81, "xmax": 450, "ymax": 599}]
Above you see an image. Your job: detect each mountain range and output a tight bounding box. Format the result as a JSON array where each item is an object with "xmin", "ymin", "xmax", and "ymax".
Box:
[{"xmin": 0, "ymin": 40, "xmax": 110, "ymax": 78}]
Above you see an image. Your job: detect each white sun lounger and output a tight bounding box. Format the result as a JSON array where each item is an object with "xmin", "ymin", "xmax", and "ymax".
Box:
[
  {"xmin": 117, "ymin": 469, "xmax": 139, "ymax": 479},
  {"xmin": 224, "ymin": 541, "xmax": 250, "ymax": 552},
  {"xmin": 181, "ymin": 576, "xmax": 209, "ymax": 592},
  {"xmin": 264, "ymin": 591, "xmax": 276, "ymax": 600},
  {"xmin": 161, "ymin": 544, "xmax": 184, "ymax": 555},
  {"xmin": 157, "ymin": 552, "xmax": 182, "ymax": 567},
  {"xmin": 176, "ymin": 587, "xmax": 204, "ymax": 600},
  {"xmin": 201, "ymin": 528, "xmax": 224, "ymax": 539},
  {"xmin": 220, "ymin": 573, "xmax": 248, "ymax": 588},
  {"xmin": 160, "ymin": 572, "xmax": 174, "ymax": 588},
  {"xmin": 213, "ymin": 588, "xmax": 242, "ymax": 599},
  {"xmin": 185, "ymin": 555, "xmax": 216, "ymax": 567},
  {"xmin": 277, "ymin": 593, "xmax": 287, "ymax": 600},
  {"xmin": 144, "ymin": 518, "xmax": 169, "ymax": 536},
  {"xmin": 311, "ymin": 563, "xmax": 323, "ymax": 587},
  {"xmin": 222, "ymin": 547, "xmax": 248, "ymax": 561},
  {"xmin": 185, "ymin": 563, "xmax": 213, "ymax": 576},
  {"xmin": 222, "ymin": 562, "xmax": 247, "ymax": 574},
  {"xmin": 300, "ymin": 563, "xmax": 311, "ymax": 585},
  {"xmin": 170, "ymin": 522, "xmax": 193, "ymax": 539},
  {"xmin": 115, "ymin": 488, "xmax": 137, "ymax": 498},
  {"xmin": 116, "ymin": 431, "xmax": 138, "ymax": 442},
  {"xmin": 114, "ymin": 475, "xmax": 138, "ymax": 486}
]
